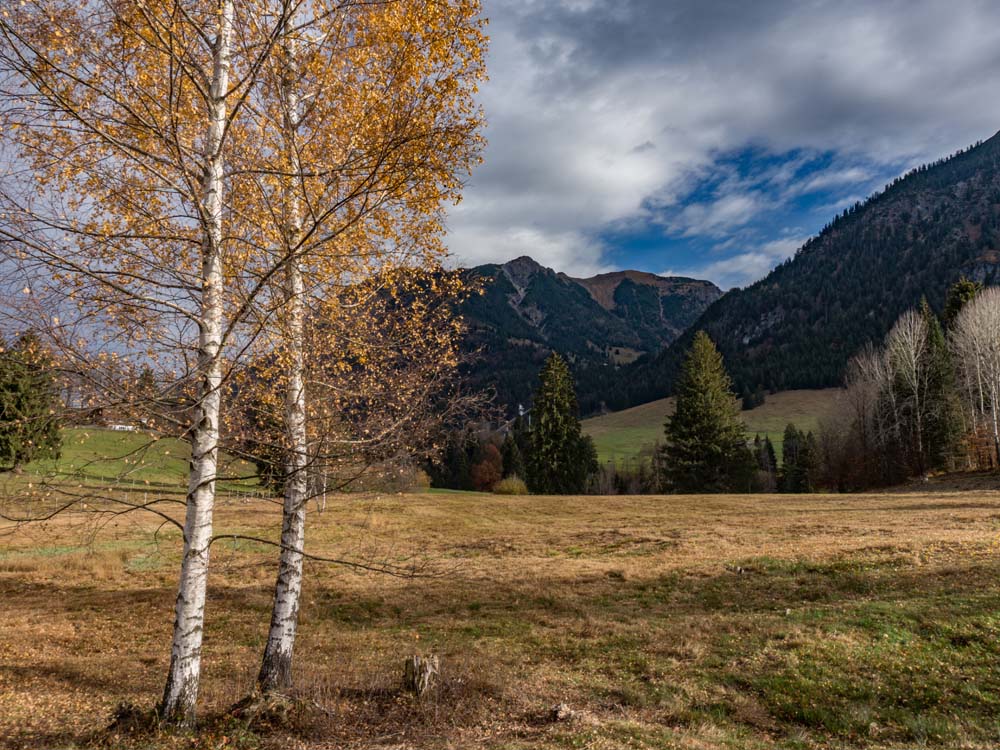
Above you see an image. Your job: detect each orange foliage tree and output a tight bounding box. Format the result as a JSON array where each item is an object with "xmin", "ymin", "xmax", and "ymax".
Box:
[{"xmin": 0, "ymin": 0, "xmax": 486, "ymax": 723}]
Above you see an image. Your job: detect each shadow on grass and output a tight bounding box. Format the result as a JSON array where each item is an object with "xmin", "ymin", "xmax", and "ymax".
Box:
[{"xmin": 4, "ymin": 550, "xmax": 1000, "ymax": 748}]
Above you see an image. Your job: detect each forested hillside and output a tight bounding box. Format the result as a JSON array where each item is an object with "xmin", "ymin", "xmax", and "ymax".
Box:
[
  {"xmin": 459, "ymin": 256, "xmax": 720, "ymax": 414},
  {"xmin": 611, "ymin": 131, "xmax": 1000, "ymax": 410}
]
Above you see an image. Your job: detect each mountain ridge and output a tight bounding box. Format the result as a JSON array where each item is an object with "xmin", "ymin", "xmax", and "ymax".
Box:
[
  {"xmin": 606, "ymin": 129, "xmax": 1000, "ymax": 411},
  {"xmin": 458, "ymin": 256, "xmax": 721, "ymax": 414}
]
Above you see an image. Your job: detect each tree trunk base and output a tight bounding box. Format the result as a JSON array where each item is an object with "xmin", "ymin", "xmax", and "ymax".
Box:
[
  {"xmin": 402, "ymin": 655, "xmax": 439, "ymax": 697},
  {"xmin": 258, "ymin": 649, "xmax": 293, "ymax": 695},
  {"xmin": 231, "ymin": 691, "xmax": 299, "ymax": 728}
]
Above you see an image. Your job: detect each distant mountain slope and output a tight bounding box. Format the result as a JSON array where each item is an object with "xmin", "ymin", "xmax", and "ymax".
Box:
[
  {"xmin": 459, "ymin": 256, "xmax": 721, "ymax": 414},
  {"xmin": 582, "ymin": 388, "xmax": 840, "ymax": 463},
  {"xmin": 610, "ymin": 131, "xmax": 1000, "ymax": 410},
  {"xmin": 572, "ymin": 270, "xmax": 719, "ymax": 346}
]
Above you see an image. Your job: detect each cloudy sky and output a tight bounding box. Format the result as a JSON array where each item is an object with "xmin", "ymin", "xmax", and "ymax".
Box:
[{"xmin": 445, "ymin": 0, "xmax": 1000, "ymax": 288}]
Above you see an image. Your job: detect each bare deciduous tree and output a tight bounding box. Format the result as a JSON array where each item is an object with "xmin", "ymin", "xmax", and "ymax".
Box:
[
  {"xmin": 951, "ymin": 287, "xmax": 1000, "ymax": 465},
  {"xmin": 885, "ymin": 310, "xmax": 929, "ymax": 474}
]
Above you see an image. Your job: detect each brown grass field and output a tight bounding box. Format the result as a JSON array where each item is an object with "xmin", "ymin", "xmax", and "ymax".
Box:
[{"xmin": 3, "ymin": 482, "xmax": 1000, "ymax": 749}]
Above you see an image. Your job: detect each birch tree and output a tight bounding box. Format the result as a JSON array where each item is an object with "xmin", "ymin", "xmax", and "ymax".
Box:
[
  {"xmin": 885, "ymin": 309, "xmax": 929, "ymax": 473},
  {"xmin": 841, "ymin": 300, "xmax": 972, "ymax": 486},
  {"xmin": 0, "ymin": 0, "xmax": 295, "ymax": 724},
  {"xmin": 844, "ymin": 343, "xmax": 890, "ymax": 484},
  {"xmin": 158, "ymin": 0, "xmax": 233, "ymax": 723},
  {"xmin": 243, "ymin": 0, "xmax": 486, "ymax": 693},
  {"xmin": 843, "ymin": 346, "xmax": 904, "ymax": 488},
  {"xmin": 951, "ymin": 287, "xmax": 1000, "ymax": 465},
  {"xmin": 1, "ymin": 0, "xmax": 486, "ymax": 718},
  {"xmin": 257, "ymin": 0, "xmax": 309, "ymax": 695}
]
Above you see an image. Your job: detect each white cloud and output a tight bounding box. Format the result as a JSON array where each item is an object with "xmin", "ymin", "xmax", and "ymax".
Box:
[
  {"xmin": 445, "ymin": 0, "xmax": 1000, "ymax": 279},
  {"xmin": 446, "ymin": 223, "xmax": 613, "ymax": 277},
  {"xmin": 663, "ymin": 235, "xmax": 810, "ymax": 290},
  {"xmin": 790, "ymin": 167, "xmax": 874, "ymax": 196},
  {"xmin": 671, "ymin": 253, "xmax": 776, "ymax": 291},
  {"xmin": 672, "ymin": 193, "xmax": 766, "ymax": 238}
]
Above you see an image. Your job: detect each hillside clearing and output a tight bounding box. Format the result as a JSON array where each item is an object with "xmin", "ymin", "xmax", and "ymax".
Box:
[
  {"xmin": 6, "ymin": 427, "xmax": 259, "ymax": 492},
  {"xmin": 2, "ymin": 484, "xmax": 1000, "ymax": 749},
  {"xmin": 583, "ymin": 388, "xmax": 842, "ymax": 463}
]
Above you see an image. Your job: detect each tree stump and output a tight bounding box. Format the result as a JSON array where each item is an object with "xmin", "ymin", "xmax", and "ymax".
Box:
[
  {"xmin": 402, "ymin": 654, "xmax": 439, "ymax": 697},
  {"xmin": 549, "ymin": 703, "xmax": 579, "ymax": 722}
]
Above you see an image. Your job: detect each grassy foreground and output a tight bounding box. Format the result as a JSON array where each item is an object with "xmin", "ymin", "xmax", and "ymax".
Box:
[
  {"xmin": 2, "ymin": 485, "xmax": 1000, "ymax": 749},
  {"xmin": 583, "ymin": 389, "xmax": 841, "ymax": 463}
]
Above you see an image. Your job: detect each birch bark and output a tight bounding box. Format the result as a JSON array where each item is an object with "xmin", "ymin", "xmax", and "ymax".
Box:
[
  {"xmin": 158, "ymin": 0, "xmax": 233, "ymax": 724},
  {"xmin": 258, "ymin": 16, "xmax": 309, "ymax": 693}
]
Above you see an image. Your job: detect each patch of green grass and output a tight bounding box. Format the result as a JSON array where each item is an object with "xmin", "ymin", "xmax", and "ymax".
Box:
[
  {"xmin": 29, "ymin": 428, "xmax": 190, "ymax": 485},
  {"xmin": 583, "ymin": 389, "xmax": 840, "ymax": 464},
  {"xmin": 0, "ymin": 539, "xmax": 145, "ymax": 561},
  {"xmin": 17, "ymin": 427, "xmax": 258, "ymax": 492},
  {"xmin": 708, "ymin": 559, "xmax": 1000, "ymax": 746},
  {"xmin": 124, "ymin": 552, "xmax": 167, "ymax": 572},
  {"xmin": 590, "ymin": 427, "xmax": 663, "ymax": 466},
  {"xmin": 313, "ymin": 592, "xmax": 399, "ymax": 626},
  {"xmin": 454, "ymin": 614, "xmax": 533, "ymax": 640},
  {"xmin": 0, "ymin": 543, "xmax": 83, "ymax": 560},
  {"xmin": 540, "ymin": 551, "xmax": 1000, "ymax": 747}
]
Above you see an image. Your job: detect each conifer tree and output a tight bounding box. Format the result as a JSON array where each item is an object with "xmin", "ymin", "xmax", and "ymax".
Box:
[
  {"xmin": 943, "ymin": 277, "xmax": 982, "ymax": 330},
  {"xmin": 921, "ymin": 301, "xmax": 963, "ymax": 471},
  {"xmin": 799, "ymin": 432, "xmax": 820, "ymax": 492},
  {"xmin": 444, "ymin": 431, "xmax": 476, "ymax": 490},
  {"xmin": 752, "ymin": 434, "xmax": 778, "ymax": 491},
  {"xmin": 525, "ymin": 353, "xmax": 598, "ymax": 494},
  {"xmin": 763, "ymin": 435, "xmax": 778, "ymax": 476},
  {"xmin": 500, "ymin": 429, "xmax": 526, "ymax": 479},
  {"xmin": 658, "ymin": 332, "xmax": 753, "ymax": 492},
  {"xmin": 780, "ymin": 424, "xmax": 803, "ymax": 492},
  {"xmin": 780, "ymin": 424, "xmax": 820, "ymax": 492},
  {"xmin": 0, "ymin": 332, "xmax": 62, "ymax": 472}
]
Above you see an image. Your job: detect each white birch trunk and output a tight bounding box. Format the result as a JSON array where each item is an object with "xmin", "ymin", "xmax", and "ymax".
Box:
[
  {"xmin": 990, "ymin": 386, "xmax": 1000, "ymax": 465},
  {"xmin": 258, "ymin": 20, "xmax": 309, "ymax": 693},
  {"xmin": 158, "ymin": 0, "xmax": 233, "ymax": 724},
  {"xmin": 951, "ymin": 288, "xmax": 1000, "ymax": 469},
  {"xmin": 258, "ymin": 262, "xmax": 308, "ymax": 692}
]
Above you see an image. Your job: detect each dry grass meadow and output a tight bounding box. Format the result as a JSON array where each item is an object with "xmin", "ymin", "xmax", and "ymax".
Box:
[{"xmin": 3, "ymin": 481, "xmax": 1000, "ymax": 749}]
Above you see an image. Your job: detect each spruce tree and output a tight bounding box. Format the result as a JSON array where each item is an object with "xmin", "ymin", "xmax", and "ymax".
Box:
[
  {"xmin": 0, "ymin": 332, "xmax": 62, "ymax": 472},
  {"xmin": 455, "ymin": 431, "xmax": 478, "ymax": 490},
  {"xmin": 752, "ymin": 434, "xmax": 778, "ymax": 491},
  {"xmin": 500, "ymin": 430, "xmax": 525, "ymax": 479},
  {"xmin": 525, "ymin": 353, "xmax": 598, "ymax": 494},
  {"xmin": 799, "ymin": 432, "xmax": 820, "ymax": 492},
  {"xmin": 659, "ymin": 331, "xmax": 753, "ymax": 492},
  {"xmin": 763, "ymin": 435, "xmax": 778, "ymax": 477},
  {"xmin": 780, "ymin": 424, "xmax": 821, "ymax": 492},
  {"xmin": 920, "ymin": 301, "xmax": 963, "ymax": 471},
  {"xmin": 780, "ymin": 424, "xmax": 803, "ymax": 492},
  {"xmin": 943, "ymin": 277, "xmax": 982, "ymax": 330}
]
